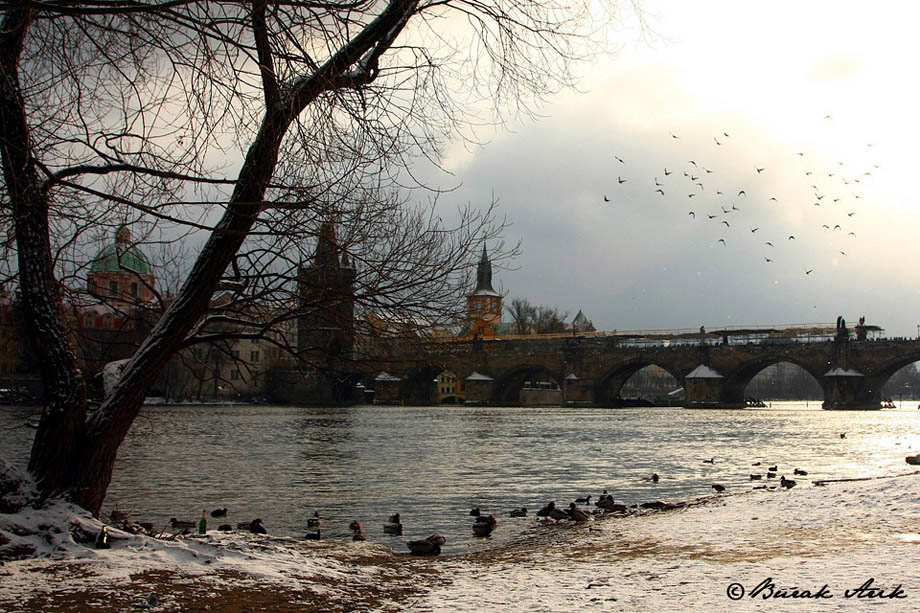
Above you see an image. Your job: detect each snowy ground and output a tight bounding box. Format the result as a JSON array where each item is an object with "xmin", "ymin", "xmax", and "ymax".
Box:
[{"xmin": 2, "ymin": 470, "xmax": 919, "ymax": 612}]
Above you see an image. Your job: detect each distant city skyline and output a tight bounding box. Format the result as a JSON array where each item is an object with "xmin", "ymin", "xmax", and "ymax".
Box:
[{"xmin": 419, "ymin": 1, "xmax": 920, "ymax": 338}]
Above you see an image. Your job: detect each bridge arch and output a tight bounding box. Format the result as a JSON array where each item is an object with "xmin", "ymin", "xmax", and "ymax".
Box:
[
  {"xmin": 722, "ymin": 355, "xmax": 825, "ymax": 405},
  {"xmin": 595, "ymin": 359, "xmax": 683, "ymax": 406},
  {"xmin": 493, "ymin": 364, "xmax": 565, "ymax": 406}
]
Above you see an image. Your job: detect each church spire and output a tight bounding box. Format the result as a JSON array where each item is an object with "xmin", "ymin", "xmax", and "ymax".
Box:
[{"xmin": 474, "ymin": 244, "xmax": 496, "ymax": 294}]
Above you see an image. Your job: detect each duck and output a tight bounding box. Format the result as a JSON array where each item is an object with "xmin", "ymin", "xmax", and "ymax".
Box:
[
  {"xmin": 780, "ymin": 476, "xmax": 797, "ymax": 489},
  {"xmin": 383, "ymin": 521, "xmax": 403, "ymax": 535},
  {"xmin": 473, "ymin": 515, "xmax": 498, "ymax": 537},
  {"xmin": 387, "ymin": 513, "xmax": 401, "ymax": 524},
  {"xmin": 536, "ymin": 501, "xmax": 555, "ymax": 517},
  {"xmin": 567, "ymin": 503, "xmax": 592, "ymax": 522},
  {"xmin": 210, "ymin": 508, "xmax": 228, "ymax": 518},
  {"xmin": 509, "ymin": 507, "xmax": 527, "ymax": 517},
  {"xmin": 793, "ymin": 468, "xmax": 808, "ymax": 476},
  {"xmin": 768, "ymin": 465, "xmax": 778, "ymax": 472},
  {"xmin": 304, "ymin": 529, "xmax": 321, "ymax": 540},
  {"xmin": 307, "ymin": 511, "xmax": 321, "ymax": 528},
  {"xmin": 711, "ymin": 484, "xmax": 726, "ymax": 493},
  {"xmin": 750, "ymin": 474, "xmax": 762, "ymax": 480},
  {"xmin": 469, "ymin": 507, "xmax": 481, "ymax": 517},
  {"xmin": 169, "ymin": 517, "xmax": 196, "ymax": 530},
  {"xmin": 349, "ymin": 521, "xmax": 367, "ymax": 542},
  {"xmin": 766, "ymin": 472, "xmax": 777, "ymax": 479},
  {"xmin": 249, "ymin": 518, "xmax": 267, "ymax": 534},
  {"xmin": 548, "ymin": 506, "xmax": 570, "ymax": 522},
  {"xmin": 407, "ymin": 534, "xmax": 445, "ymax": 556},
  {"xmin": 574, "ymin": 495, "xmax": 591, "ymax": 504},
  {"xmin": 651, "ymin": 473, "xmax": 660, "ymax": 483}
]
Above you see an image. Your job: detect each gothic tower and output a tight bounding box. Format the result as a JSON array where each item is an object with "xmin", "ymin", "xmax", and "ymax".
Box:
[{"xmin": 297, "ymin": 222, "xmax": 357, "ymax": 361}]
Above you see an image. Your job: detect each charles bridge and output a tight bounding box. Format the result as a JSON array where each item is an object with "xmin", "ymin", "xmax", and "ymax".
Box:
[{"xmin": 368, "ymin": 326, "xmax": 920, "ymax": 410}]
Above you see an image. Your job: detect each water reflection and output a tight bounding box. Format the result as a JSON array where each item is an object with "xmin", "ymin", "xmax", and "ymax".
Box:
[{"xmin": 1, "ymin": 402, "xmax": 919, "ymax": 555}]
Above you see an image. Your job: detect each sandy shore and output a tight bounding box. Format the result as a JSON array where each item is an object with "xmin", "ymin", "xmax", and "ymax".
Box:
[{"xmin": 2, "ymin": 471, "xmax": 919, "ymax": 612}]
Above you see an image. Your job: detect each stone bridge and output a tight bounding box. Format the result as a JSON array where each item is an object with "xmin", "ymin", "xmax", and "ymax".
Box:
[{"xmin": 369, "ymin": 335, "xmax": 920, "ymax": 410}]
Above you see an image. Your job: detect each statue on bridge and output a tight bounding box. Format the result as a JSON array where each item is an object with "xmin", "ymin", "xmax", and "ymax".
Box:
[{"xmin": 836, "ymin": 315, "xmax": 848, "ymax": 341}]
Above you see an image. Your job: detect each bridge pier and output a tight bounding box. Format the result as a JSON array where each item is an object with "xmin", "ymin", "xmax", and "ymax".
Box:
[
  {"xmin": 821, "ymin": 369, "xmax": 882, "ymax": 410},
  {"xmin": 683, "ymin": 365, "xmax": 745, "ymax": 409}
]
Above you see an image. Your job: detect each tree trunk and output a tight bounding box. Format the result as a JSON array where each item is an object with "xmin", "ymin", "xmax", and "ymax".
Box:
[{"xmin": 0, "ymin": 8, "xmax": 89, "ymax": 500}]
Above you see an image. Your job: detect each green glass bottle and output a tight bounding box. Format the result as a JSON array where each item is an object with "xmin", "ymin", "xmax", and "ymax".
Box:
[{"xmin": 198, "ymin": 510, "xmax": 207, "ymax": 534}]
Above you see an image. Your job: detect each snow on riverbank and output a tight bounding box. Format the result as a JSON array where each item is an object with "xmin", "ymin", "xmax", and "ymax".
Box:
[{"xmin": 2, "ymin": 470, "xmax": 919, "ymax": 611}]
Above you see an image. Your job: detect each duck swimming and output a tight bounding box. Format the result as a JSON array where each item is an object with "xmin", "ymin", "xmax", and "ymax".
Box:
[
  {"xmin": 509, "ymin": 508, "xmax": 527, "ymax": 517},
  {"xmin": 472, "ymin": 515, "xmax": 498, "ymax": 537},
  {"xmin": 407, "ymin": 534, "xmax": 445, "ymax": 555},
  {"xmin": 307, "ymin": 511, "xmax": 321, "ymax": 528}
]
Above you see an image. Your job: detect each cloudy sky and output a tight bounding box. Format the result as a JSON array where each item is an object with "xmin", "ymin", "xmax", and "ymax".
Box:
[{"xmin": 426, "ymin": 1, "xmax": 920, "ymax": 338}]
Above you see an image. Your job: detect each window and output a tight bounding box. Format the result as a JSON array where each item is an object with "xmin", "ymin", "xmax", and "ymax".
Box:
[
  {"xmin": 230, "ymin": 369, "xmax": 241, "ymax": 381},
  {"xmin": 130, "ymin": 282, "xmax": 138, "ymax": 297},
  {"xmin": 109, "ymin": 280, "xmax": 118, "ymax": 296},
  {"xmin": 250, "ymin": 350, "xmax": 260, "ymax": 362},
  {"xmin": 231, "ymin": 349, "xmax": 240, "ymax": 359},
  {"xmin": 103, "ymin": 315, "xmax": 114, "ymax": 329},
  {"xmin": 84, "ymin": 314, "xmax": 94, "ymax": 328}
]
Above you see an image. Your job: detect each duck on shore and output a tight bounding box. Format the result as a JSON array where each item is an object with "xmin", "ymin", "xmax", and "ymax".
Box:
[
  {"xmin": 536, "ymin": 501, "xmax": 555, "ymax": 517},
  {"xmin": 567, "ymin": 503, "xmax": 592, "ymax": 522}
]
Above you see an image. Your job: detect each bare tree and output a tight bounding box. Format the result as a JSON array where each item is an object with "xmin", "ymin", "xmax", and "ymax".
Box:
[
  {"xmin": 533, "ymin": 305, "xmax": 568, "ymax": 334},
  {"xmin": 0, "ymin": 0, "xmax": 620, "ymax": 514},
  {"xmin": 508, "ymin": 297, "xmax": 536, "ymax": 334}
]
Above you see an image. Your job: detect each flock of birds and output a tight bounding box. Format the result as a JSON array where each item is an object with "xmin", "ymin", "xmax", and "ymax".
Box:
[
  {"xmin": 112, "ymin": 442, "xmax": 848, "ymax": 557},
  {"xmin": 601, "ymin": 117, "xmax": 880, "ymax": 275}
]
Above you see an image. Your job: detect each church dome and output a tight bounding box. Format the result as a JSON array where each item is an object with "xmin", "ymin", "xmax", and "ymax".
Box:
[{"xmin": 89, "ymin": 227, "xmax": 152, "ymax": 275}]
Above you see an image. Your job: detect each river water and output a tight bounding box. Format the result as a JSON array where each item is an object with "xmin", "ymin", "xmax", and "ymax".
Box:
[{"xmin": 2, "ymin": 402, "xmax": 919, "ymax": 555}]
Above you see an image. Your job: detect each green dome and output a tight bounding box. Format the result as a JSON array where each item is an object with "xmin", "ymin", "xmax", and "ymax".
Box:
[{"xmin": 90, "ymin": 228, "xmax": 152, "ymax": 275}]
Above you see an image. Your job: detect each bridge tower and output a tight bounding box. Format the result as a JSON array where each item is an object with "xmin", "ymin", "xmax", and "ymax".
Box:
[{"xmin": 466, "ymin": 245, "xmax": 502, "ymax": 338}]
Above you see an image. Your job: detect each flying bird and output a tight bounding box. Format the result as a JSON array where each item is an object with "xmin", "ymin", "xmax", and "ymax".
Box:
[
  {"xmin": 689, "ymin": 160, "xmax": 697, "ymax": 167},
  {"xmin": 834, "ymin": 225, "xmax": 841, "ymax": 230},
  {"xmin": 614, "ymin": 155, "xmax": 624, "ymax": 164},
  {"xmin": 618, "ymin": 176, "xmax": 626, "ymax": 184},
  {"xmin": 756, "ymin": 167, "xmax": 765, "ymax": 174},
  {"xmin": 655, "ymin": 177, "xmax": 662, "ymax": 186},
  {"xmin": 769, "ymin": 197, "xmax": 777, "ymax": 201},
  {"xmin": 721, "ymin": 220, "xmax": 730, "ymax": 227},
  {"xmin": 688, "ymin": 211, "xmax": 695, "ymax": 218},
  {"xmin": 788, "ymin": 235, "xmax": 795, "ymax": 240},
  {"xmin": 664, "ymin": 168, "xmax": 671, "ymax": 175},
  {"xmin": 707, "ymin": 214, "xmax": 718, "ymax": 219},
  {"xmin": 718, "ymin": 239, "xmax": 726, "ymax": 245},
  {"xmin": 805, "ymin": 269, "xmax": 814, "ymax": 275},
  {"xmin": 738, "ymin": 190, "xmax": 746, "ymax": 197},
  {"xmin": 847, "ymin": 211, "xmax": 855, "ymax": 216},
  {"xmin": 656, "ymin": 189, "xmax": 664, "ymax": 195},
  {"xmin": 603, "ymin": 195, "xmax": 609, "ymax": 202},
  {"xmin": 765, "ymin": 242, "xmax": 774, "ymax": 247},
  {"xmin": 840, "ymin": 251, "xmax": 847, "ymax": 256},
  {"xmin": 750, "ymin": 226, "xmax": 759, "ymax": 233},
  {"xmin": 714, "ymin": 137, "xmax": 722, "ymax": 145},
  {"xmin": 670, "ymin": 132, "xmax": 679, "ymax": 139},
  {"xmin": 848, "ymin": 232, "xmax": 856, "ymax": 237},
  {"xmin": 688, "ymin": 193, "xmax": 696, "ymax": 198},
  {"xmin": 765, "ymin": 257, "xmax": 773, "ymax": 262}
]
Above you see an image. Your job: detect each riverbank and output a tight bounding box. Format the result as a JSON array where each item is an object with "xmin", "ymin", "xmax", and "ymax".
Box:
[{"xmin": 2, "ymin": 470, "xmax": 919, "ymax": 612}]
